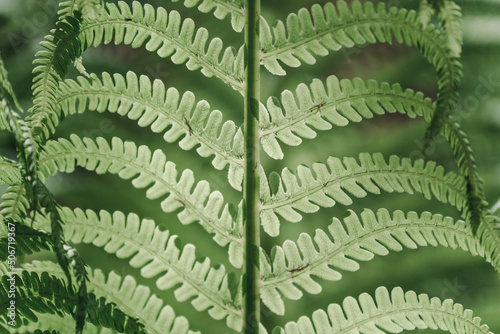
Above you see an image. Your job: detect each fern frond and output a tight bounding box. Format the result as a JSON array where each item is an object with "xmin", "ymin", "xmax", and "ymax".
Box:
[
  {"xmin": 0, "ymin": 220, "xmax": 52, "ymax": 262},
  {"xmin": 58, "ymin": 0, "xmax": 103, "ymax": 20},
  {"xmin": 477, "ymin": 214, "xmax": 500, "ymax": 276},
  {"xmin": 0, "ymin": 158, "xmax": 21, "ymax": 186},
  {"xmin": 260, "ymin": 153, "xmax": 467, "ymax": 236},
  {"xmin": 260, "ymin": 75, "xmax": 434, "ymax": 159},
  {"xmin": 54, "ymin": 72, "xmax": 244, "ymax": 190},
  {"xmin": 261, "ymin": 1, "xmax": 457, "ymax": 78},
  {"xmin": 260, "ymin": 208, "xmax": 488, "ymax": 315},
  {"xmin": 11, "ymin": 330, "xmax": 61, "ymax": 334},
  {"xmin": 11, "ymin": 313, "xmax": 103, "ymax": 334},
  {"xmin": 0, "ymin": 55, "xmax": 38, "ymax": 210},
  {"xmin": 167, "ymin": 0, "xmax": 245, "ymax": 32},
  {"xmin": 260, "ymin": 1, "xmax": 461, "ymax": 146},
  {"xmin": 2, "ymin": 51, "xmax": 89, "ymax": 334},
  {"xmin": 0, "ymin": 272, "xmax": 146, "ymax": 333},
  {"xmin": 0, "ymin": 186, "xmax": 28, "ymax": 224},
  {"xmin": 83, "ymin": 1, "xmax": 245, "ymax": 89},
  {"xmin": 0, "ymin": 54, "xmax": 22, "ymax": 112},
  {"xmin": 418, "ymin": 0, "xmax": 435, "ymax": 27},
  {"xmin": 421, "ymin": 1, "xmax": 463, "ymax": 167},
  {"xmin": 24, "ymin": 261, "xmax": 201, "ymax": 334},
  {"xmin": 30, "ymin": 1, "xmax": 244, "ymax": 139},
  {"xmin": 1, "ymin": 102, "xmax": 39, "ymax": 201},
  {"xmin": 0, "ymin": 55, "xmax": 39, "ymax": 207},
  {"xmin": 272, "ymin": 286, "xmax": 492, "ymax": 334},
  {"xmin": 31, "ymin": 207, "xmax": 243, "ymax": 330},
  {"xmin": 420, "ymin": 0, "xmax": 463, "ymax": 57},
  {"xmin": 35, "ymin": 183, "xmax": 89, "ymax": 334},
  {"xmin": 38, "ymin": 135, "xmax": 244, "ymax": 264},
  {"xmin": 0, "ymin": 101, "xmax": 10, "ymax": 131},
  {"xmin": 29, "ymin": 13, "xmax": 84, "ymax": 138},
  {"xmin": 443, "ymin": 121, "xmax": 486, "ymax": 232}
]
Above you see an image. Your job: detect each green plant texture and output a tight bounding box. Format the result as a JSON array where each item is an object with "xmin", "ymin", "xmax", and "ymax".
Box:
[{"xmin": 0, "ymin": 0, "xmax": 499, "ymax": 333}]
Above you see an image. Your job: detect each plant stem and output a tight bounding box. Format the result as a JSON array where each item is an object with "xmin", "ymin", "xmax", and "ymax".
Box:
[{"xmin": 243, "ymin": 0, "xmax": 260, "ymax": 333}]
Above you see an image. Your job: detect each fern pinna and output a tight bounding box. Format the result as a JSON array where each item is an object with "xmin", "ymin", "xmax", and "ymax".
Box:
[{"xmin": 0, "ymin": 0, "xmax": 498, "ymax": 333}]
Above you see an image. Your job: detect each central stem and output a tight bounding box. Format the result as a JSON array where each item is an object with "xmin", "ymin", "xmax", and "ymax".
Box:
[{"xmin": 243, "ymin": 0, "xmax": 261, "ymax": 333}]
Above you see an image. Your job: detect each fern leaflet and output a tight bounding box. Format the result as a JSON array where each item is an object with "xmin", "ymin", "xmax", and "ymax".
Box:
[
  {"xmin": 260, "ymin": 75, "xmax": 434, "ymax": 159},
  {"xmin": 166, "ymin": 0, "xmax": 245, "ymax": 32},
  {"xmin": 260, "ymin": 1, "xmax": 462, "ymax": 151},
  {"xmin": 0, "ymin": 186, "xmax": 28, "ymax": 224},
  {"xmin": 30, "ymin": 1, "xmax": 245, "ymax": 139},
  {"xmin": 260, "ymin": 153, "xmax": 467, "ymax": 236},
  {"xmin": 0, "ymin": 272, "xmax": 145, "ymax": 333},
  {"xmin": 260, "ymin": 208, "xmax": 489, "ymax": 315},
  {"xmin": 37, "ymin": 135, "xmax": 244, "ymax": 267},
  {"xmin": 23, "ymin": 261, "xmax": 200, "ymax": 334},
  {"xmin": 273, "ymin": 286, "xmax": 492, "ymax": 334},
  {"xmin": 30, "ymin": 207, "xmax": 243, "ymax": 330},
  {"xmin": 55, "ymin": 71, "xmax": 245, "ymax": 190}
]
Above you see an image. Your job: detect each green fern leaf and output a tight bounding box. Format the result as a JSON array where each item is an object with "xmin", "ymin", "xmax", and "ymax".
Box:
[
  {"xmin": 11, "ymin": 330, "xmax": 61, "ymax": 334},
  {"xmin": 443, "ymin": 121, "xmax": 486, "ymax": 232},
  {"xmin": 419, "ymin": 0, "xmax": 435, "ymax": 27},
  {"xmin": 55, "ymin": 72, "xmax": 244, "ymax": 190},
  {"xmin": 11, "ymin": 313, "xmax": 103, "ymax": 334},
  {"xmin": 0, "ymin": 271, "xmax": 146, "ymax": 333},
  {"xmin": 0, "ymin": 158, "xmax": 21, "ymax": 186},
  {"xmin": 82, "ymin": 1, "xmax": 245, "ymax": 89},
  {"xmin": 260, "ymin": 153, "xmax": 467, "ymax": 236},
  {"xmin": 24, "ymin": 261, "xmax": 201, "ymax": 334},
  {"xmin": 260, "ymin": 75, "xmax": 434, "ymax": 159},
  {"xmin": 260, "ymin": 1, "xmax": 462, "ymax": 147},
  {"xmin": 0, "ymin": 186, "xmax": 28, "ymax": 223},
  {"xmin": 272, "ymin": 286, "xmax": 492, "ymax": 334},
  {"xmin": 260, "ymin": 208, "xmax": 488, "ymax": 315},
  {"xmin": 31, "ymin": 207, "xmax": 243, "ymax": 330},
  {"xmin": 167, "ymin": 0, "xmax": 245, "ymax": 32},
  {"xmin": 0, "ymin": 54, "xmax": 22, "ymax": 112},
  {"xmin": 38, "ymin": 135, "xmax": 244, "ymax": 265},
  {"xmin": 29, "ymin": 13, "xmax": 84, "ymax": 138},
  {"xmin": 0, "ymin": 101, "xmax": 10, "ymax": 131},
  {"xmin": 0, "ymin": 53, "xmax": 38, "ymax": 202},
  {"xmin": 0, "ymin": 84, "xmax": 40, "ymax": 243},
  {"xmin": 58, "ymin": 0, "xmax": 103, "ymax": 20},
  {"xmin": 0, "ymin": 220, "xmax": 52, "ymax": 262},
  {"xmin": 420, "ymin": 0, "xmax": 463, "ymax": 57},
  {"xmin": 261, "ymin": 1, "xmax": 457, "ymax": 78},
  {"xmin": 2, "ymin": 53, "xmax": 88, "ymax": 334},
  {"xmin": 35, "ymin": 183, "xmax": 89, "ymax": 334},
  {"xmin": 477, "ymin": 214, "xmax": 500, "ymax": 277},
  {"xmin": 30, "ymin": 1, "xmax": 244, "ymax": 139},
  {"xmin": 439, "ymin": 1, "xmax": 463, "ymax": 57}
]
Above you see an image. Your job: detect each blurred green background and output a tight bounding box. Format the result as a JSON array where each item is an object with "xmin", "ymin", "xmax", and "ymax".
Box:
[{"xmin": 0, "ymin": 0, "xmax": 499, "ymax": 333}]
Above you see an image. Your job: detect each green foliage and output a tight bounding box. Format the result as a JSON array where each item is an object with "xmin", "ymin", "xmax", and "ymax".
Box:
[
  {"xmin": 259, "ymin": 75, "xmax": 435, "ymax": 159},
  {"xmin": 55, "ymin": 71, "xmax": 245, "ymax": 190},
  {"xmin": 0, "ymin": 271, "xmax": 146, "ymax": 333},
  {"xmin": 272, "ymin": 286, "xmax": 491, "ymax": 334},
  {"xmin": 0, "ymin": 0, "xmax": 498, "ymax": 333}
]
